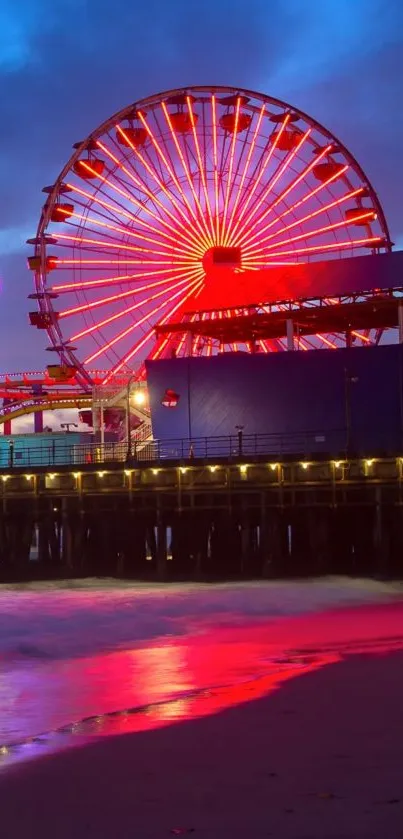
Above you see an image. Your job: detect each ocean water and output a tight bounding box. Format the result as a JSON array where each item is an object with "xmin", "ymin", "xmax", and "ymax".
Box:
[{"xmin": 1, "ymin": 576, "xmax": 403, "ymax": 767}]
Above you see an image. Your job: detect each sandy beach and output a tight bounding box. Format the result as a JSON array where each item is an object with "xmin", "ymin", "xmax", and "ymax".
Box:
[{"xmin": 1, "ymin": 648, "xmax": 402, "ymax": 838}]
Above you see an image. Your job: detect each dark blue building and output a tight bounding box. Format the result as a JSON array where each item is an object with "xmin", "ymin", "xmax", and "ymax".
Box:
[{"xmin": 146, "ymin": 344, "xmax": 403, "ymax": 457}]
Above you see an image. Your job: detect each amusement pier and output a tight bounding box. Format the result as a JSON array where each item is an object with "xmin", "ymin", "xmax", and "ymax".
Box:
[{"xmin": 1, "ymin": 84, "xmax": 403, "ymax": 581}]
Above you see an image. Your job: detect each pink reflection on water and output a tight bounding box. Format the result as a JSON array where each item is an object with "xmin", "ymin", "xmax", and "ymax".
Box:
[{"xmin": 1, "ymin": 599, "xmax": 403, "ymax": 767}]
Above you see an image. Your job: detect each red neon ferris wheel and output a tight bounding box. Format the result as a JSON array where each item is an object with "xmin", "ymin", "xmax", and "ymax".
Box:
[{"xmin": 28, "ymin": 85, "xmax": 391, "ymax": 387}]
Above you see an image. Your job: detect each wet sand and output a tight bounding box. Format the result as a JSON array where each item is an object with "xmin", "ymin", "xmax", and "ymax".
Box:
[{"xmin": 1, "ymin": 650, "xmax": 403, "ymax": 838}]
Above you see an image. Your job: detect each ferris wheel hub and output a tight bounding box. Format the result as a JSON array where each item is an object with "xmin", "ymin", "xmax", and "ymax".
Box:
[{"xmin": 202, "ymin": 246, "xmax": 242, "ymax": 274}]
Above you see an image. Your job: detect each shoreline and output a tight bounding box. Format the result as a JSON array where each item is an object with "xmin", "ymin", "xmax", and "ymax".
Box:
[{"xmin": 1, "ymin": 649, "xmax": 403, "ymax": 837}]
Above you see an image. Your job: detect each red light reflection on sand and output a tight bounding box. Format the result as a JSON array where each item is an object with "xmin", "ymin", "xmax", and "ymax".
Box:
[{"xmin": 2, "ymin": 600, "xmax": 403, "ymax": 766}]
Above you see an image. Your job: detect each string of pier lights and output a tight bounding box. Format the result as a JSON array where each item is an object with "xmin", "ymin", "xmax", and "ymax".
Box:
[{"xmin": 0, "ymin": 458, "xmax": 395, "ymax": 486}]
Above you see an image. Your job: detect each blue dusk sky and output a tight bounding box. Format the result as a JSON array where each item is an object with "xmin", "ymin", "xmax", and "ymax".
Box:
[{"xmin": 0, "ymin": 0, "xmax": 403, "ymax": 373}]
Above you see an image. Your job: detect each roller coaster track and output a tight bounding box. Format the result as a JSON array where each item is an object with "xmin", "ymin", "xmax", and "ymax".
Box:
[{"xmin": 0, "ymin": 395, "xmax": 92, "ymax": 424}]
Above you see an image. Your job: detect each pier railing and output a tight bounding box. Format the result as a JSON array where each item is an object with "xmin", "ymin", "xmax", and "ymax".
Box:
[{"xmin": 1, "ymin": 427, "xmax": 400, "ymax": 470}]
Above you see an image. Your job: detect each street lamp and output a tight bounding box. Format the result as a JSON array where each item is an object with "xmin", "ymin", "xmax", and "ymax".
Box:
[
  {"xmin": 235, "ymin": 424, "xmax": 244, "ymax": 456},
  {"xmin": 126, "ymin": 376, "xmax": 147, "ymax": 462}
]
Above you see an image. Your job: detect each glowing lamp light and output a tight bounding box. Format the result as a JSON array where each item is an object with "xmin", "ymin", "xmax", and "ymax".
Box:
[
  {"xmin": 1, "ymin": 476, "xmax": 9, "ymax": 482},
  {"xmin": 209, "ymin": 465, "xmax": 218, "ymax": 472},
  {"xmin": 365, "ymin": 459, "xmax": 374, "ymax": 467},
  {"xmin": 152, "ymin": 469, "xmax": 160, "ymax": 475},
  {"xmin": 124, "ymin": 470, "xmax": 131, "ymax": 476},
  {"xmin": 132, "ymin": 389, "xmax": 146, "ymax": 406},
  {"xmin": 270, "ymin": 463, "xmax": 278, "ymax": 471},
  {"xmin": 47, "ymin": 473, "xmax": 56, "ymax": 480},
  {"xmin": 333, "ymin": 461, "xmax": 342, "ymax": 468},
  {"xmin": 97, "ymin": 471, "xmax": 105, "ymax": 478},
  {"xmin": 301, "ymin": 462, "xmax": 309, "ymax": 470},
  {"xmin": 73, "ymin": 472, "xmax": 80, "ymax": 479},
  {"xmin": 25, "ymin": 474, "xmax": 33, "ymax": 480},
  {"xmin": 239, "ymin": 464, "xmax": 248, "ymax": 475},
  {"xmin": 180, "ymin": 467, "xmax": 187, "ymax": 474}
]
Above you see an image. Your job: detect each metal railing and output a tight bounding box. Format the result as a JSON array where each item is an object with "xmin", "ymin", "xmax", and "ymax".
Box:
[{"xmin": 0, "ymin": 426, "xmax": 392, "ymax": 470}]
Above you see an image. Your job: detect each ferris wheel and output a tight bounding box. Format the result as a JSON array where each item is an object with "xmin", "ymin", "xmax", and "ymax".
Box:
[{"xmin": 28, "ymin": 85, "xmax": 391, "ymax": 388}]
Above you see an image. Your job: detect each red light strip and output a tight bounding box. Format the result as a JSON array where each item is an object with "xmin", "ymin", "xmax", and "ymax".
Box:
[
  {"xmin": 54, "ymin": 231, "xmax": 196, "ymax": 262},
  {"xmin": 135, "ymin": 114, "xmax": 213, "ymax": 249},
  {"xmin": 243, "ymin": 163, "xmax": 350, "ymax": 248},
  {"xmin": 296, "ymin": 338, "xmax": 308, "ymax": 351},
  {"xmin": 59, "ymin": 274, "xmax": 186, "ymax": 318},
  {"xmin": 85, "ymin": 272, "xmax": 203, "ymax": 365},
  {"xmin": 229, "ymin": 115, "xmax": 291, "ymax": 240},
  {"xmin": 161, "ymin": 102, "xmax": 212, "ymax": 243},
  {"xmin": 69, "ymin": 273, "xmax": 197, "ymax": 341},
  {"xmin": 237, "ymin": 143, "xmax": 333, "ymax": 249},
  {"xmin": 244, "ymin": 210, "xmax": 376, "ymax": 259},
  {"xmin": 103, "ymin": 278, "xmax": 204, "ymax": 382},
  {"xmin": 51, "ymin": 264, "xmax": 195, "ymax": 292},
  {"xmin": 66, "ymin": 181, "xmax": 201, "ymax": 257},
  {"xmin": 244, "ymin": 235, "xmax": 382, "ymax": 260},
  {"xmin": 206, "ymin": 311, "xmax": 216, "ymax": 357},
  {"xmin": 57, "ymin": 206, "xmax": 197, "ymax": 256},
  {"xmin": 187, "ymin": 96, "xmax": 216, "ymax": 242},
  {"xmin": 234, "ymin": 127, "xmax": 312, "ymax": 243},
  {"xmin": 220, "ymin": 97, "xmax": 241, "ymax": 245},
  {"xmin": 73, "ymin": 160, "xmax": 184, "ymax": 236},
  {"xmin": 318, "ymin": 334, "xmax": 338, "ymax": 349},
  {"xmin": 176, "ymin": 313, "xmax": 198, "ymax": 357},
  {"xmin": 223, "ymin": 103, "xmax": 266, "ymax": 247},
  {"xmin": 351, "ymin": 330, "xmax": 371, "ymax": 343},
  {"xmin": 242, "ymin": 187, "xmax": 364, "ymax": 255},
  {"xmin": 100, "ymin": 136, "xmax": 205, "ymax": 252},
  {"xmin": 57, "ymin": 257, "xmax": 196, "ymax": 267},
  {"xmin": 149, "ymin": 335, "xmax": 171, "ymax": 361},
  {"xmin": 97, "ymin": 140, "xmax": 177, "ymax": 216},
  {"xmin": 211, "ymin": 95, "xmax": 220, "ymax": 242}
]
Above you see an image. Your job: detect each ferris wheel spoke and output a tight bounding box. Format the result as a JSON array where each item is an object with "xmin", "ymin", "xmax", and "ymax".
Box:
[
  {"xmin": 69, "ymin": 273, "xmax": 197, "ymax": 342},
  {"xmin": 60, "ymin": 208, "xmax": 193, "ymax": 254},
  {"xmin": 51, "ymin": 264, "xmax": 196, "ymax": 293},
  {"xmin": 248, "ymin": 235, "xmax": 382, "ymax": 261},
  {"xmin": 59, "ymin": 274, "xmax": 192, "ymax": 318},
  {"xmin": 236, "ymin": 142, "xmax": 333, "ymax": 248},
  {"xmin": 134, "ymin": 114, "xmax": 214, "ymax": 249},
  {"xmin": 220, "ymin": 97, "xmax": 242, "ymax": 245},
  {"xmin": 98, "ymin": 138, "xmax": 206, "ymax": 252},
  {"xmin": 100, "ymin": 136, "xmax": 190, "ymax": 229},
  {"xmin": 228, "ymin": 115, "xmax": 291, "ymax": 242},
  {"xmin": 222, "ymin": 103, "xmax": 266, "ymax": 247},
  {"xmin": 73, "ymin": 160, "xmax": 202, "ymax": 256},
  {"xmin": 67, "ymin": 180, "xmax": 202, "ymax": 257},
  {"xmin": 241, "ymin": 186, "xmax": 363, "ymax": 255},
  {"xmin": 211, "ymin": 95, "xmax": 220, "ymax": 242},
  {"xmin": 102, "ymin": 277, "xmax": 204, "ymax": 382},
  {"xmin": 160, "ymin": 102, "xmax": 213, "ymax": 244},
  {"xmin": 234, "ymin": 128, "xmax": 312, "ymax": 244},
  {"xmin": 113, "ymin": 134, "xmax": 210, "ymax": 256},
  {"xmin": 243, "ymin": 210, "xmax": 376, "ymax": 261},
  {"xmin": 53, "ymin": 231, "xmax": 198, "ymax": 264},
  {"xmin": 85, "ymin": 272, "xmax": 203, "ymax": 366},
  {"xmin": 181, "ymin": 96, "xmax": 215, "ymax": 242}
]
